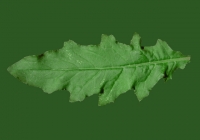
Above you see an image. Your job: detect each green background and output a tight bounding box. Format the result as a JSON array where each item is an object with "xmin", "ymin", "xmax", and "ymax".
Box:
[{"xmin": 1, "ymin": 0, "xmax": 199, "ymax": 139}]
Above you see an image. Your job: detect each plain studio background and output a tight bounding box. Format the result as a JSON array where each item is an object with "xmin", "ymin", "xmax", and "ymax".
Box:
[{"xmin": 0, "ymin": 0, "xmax": 199, "ymax": 139}]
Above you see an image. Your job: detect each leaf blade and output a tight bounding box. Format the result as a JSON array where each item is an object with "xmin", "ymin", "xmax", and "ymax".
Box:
[{"xmin": 7, "ymin": 33, "xmax": 190, "ymax": 106}]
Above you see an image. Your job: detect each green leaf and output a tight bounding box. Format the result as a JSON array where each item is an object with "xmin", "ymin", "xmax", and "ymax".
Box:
[{"xmin": 7, "ymin": 33, "xmax": 190, "ymax": 106}]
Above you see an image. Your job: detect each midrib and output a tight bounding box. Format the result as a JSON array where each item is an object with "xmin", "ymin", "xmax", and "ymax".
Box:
[{"xmin": 25, "ymin": 56, "xmax": 190, "ymax": 71}]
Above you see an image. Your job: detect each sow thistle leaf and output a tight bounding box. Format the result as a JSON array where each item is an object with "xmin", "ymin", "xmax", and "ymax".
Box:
[{"xmin": 7, "ymin": 33, "xmax": 190, "ymax": 106}]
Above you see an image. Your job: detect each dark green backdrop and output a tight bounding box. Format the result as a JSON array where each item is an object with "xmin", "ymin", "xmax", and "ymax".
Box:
[{"xmin": 1, "ymin": 0, "xmax": 199, "ymax": 139}]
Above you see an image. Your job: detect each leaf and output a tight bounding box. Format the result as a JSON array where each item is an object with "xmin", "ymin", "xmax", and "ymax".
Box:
[{"xmin": 7, "ymin": 33, "xmax": 190, "ymax": 106}]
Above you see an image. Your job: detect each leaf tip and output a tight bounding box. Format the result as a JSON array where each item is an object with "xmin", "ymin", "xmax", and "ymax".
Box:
[
  {"xmin": 101, "ymin": 34, "xmax": 116, "ymax": 41},
  {"xmin": 187, "ymin": 55, "xmax": 191, "ymax": 61},
  {"xmin": 63, "ymin": 40, "xmax": 78, "ymax": 49},
  {"xmin": 135, "ymin": 89, "xmax": 150, "ymax": 102},
  {"xmin": 133, "ymin": 32, "xmax": 140, "ymax": 36},
  {"xmin": 130, "ymin": 32, "xmax": 141, "ymax": 50},
  {"xmin": 7, "ymin": 66, "xmax": 11, "ymax": 72},
  {"xmin": 7, "ymin": 65, "xmax": 14, "ymax": 76}
]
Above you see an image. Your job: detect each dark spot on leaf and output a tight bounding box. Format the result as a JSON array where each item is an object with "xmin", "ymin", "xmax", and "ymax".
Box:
[
  {"xmin": 99, "ymin": 88, "xmax": 104, "ymax": 95},
  {"xmin": 163, "ymin": 72, "xmax": 168, "ymax": 79},
  {"xmin": 163, "ymin": 68, "xmax": 170, "ymax": 82},
  {"xmin": 141, "ymin": 46, "xmax": 144, "ymax": 50},
  {"xmin": 62, "ymin": 86, "xmax": 67, "ymax": 90},
  {"xmin": 115, "ymin": 40, "xmax": 118, "ymax": 44},
  {"xmin": 38, "ymin": 54, "xmax": 44, "ymax": 60}
]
